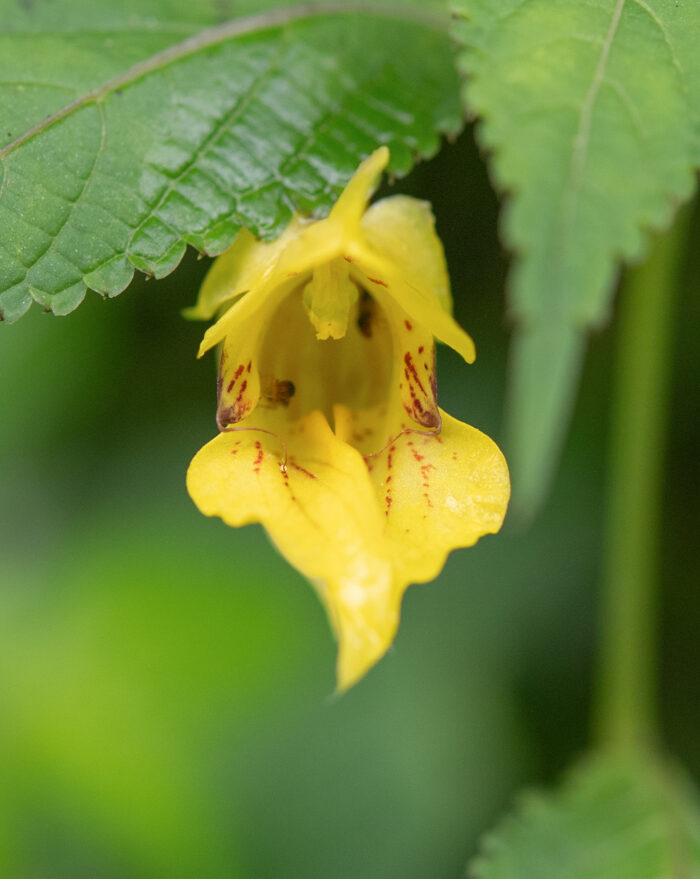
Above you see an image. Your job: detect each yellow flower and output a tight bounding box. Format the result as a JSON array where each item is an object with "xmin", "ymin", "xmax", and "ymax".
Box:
[{"xmin": 187, "ymin": 148, "xmax": 510, "ymax": 690}]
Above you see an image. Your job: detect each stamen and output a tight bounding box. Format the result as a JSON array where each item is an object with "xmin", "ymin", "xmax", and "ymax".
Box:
[{"xmin": 363, "ymin": 411, "xmax": 443, "ymax": 462}]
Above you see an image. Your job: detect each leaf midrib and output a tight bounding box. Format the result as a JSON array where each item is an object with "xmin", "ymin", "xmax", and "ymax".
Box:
[
  {"xmin": 551, "ymin": 0, "xmax": 627, "ymax": 279},
  {"xmin": 567, "ymin": 0, "xmax": 626, "ymax": 193},
  {"xmin": 0, "ymin": 1, "xmax": 448, "ymax": 161}
]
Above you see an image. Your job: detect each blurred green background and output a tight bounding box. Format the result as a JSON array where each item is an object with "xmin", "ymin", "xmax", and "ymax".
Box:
[{"xmin": 1, "ymin": 132, "xmax": 698, "ymax": 878}]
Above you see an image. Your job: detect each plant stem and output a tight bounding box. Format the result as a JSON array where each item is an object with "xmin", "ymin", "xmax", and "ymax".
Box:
[{"xmin": 594, "ymin": 208, "xmax": 691, "ymax": 750}]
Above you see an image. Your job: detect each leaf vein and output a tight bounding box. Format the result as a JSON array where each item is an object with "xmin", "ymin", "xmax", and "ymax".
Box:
[
  {"xmin": 0, "ymin": 2, "xmax": 447, "ymax": 161},
  {"xmin": 568, "ymin": 0, "xmax": 626, "ymax": 194},
  {"xmin": 128, "ymin": 54, "xmax": 284, "ymax": 253},
  {"xmin": 11, "ymin": 104, "xmax": 107, "ymax": 290},
  {"xmin": 629, "ymin": 0, "xmax": 684, "ymax": 79}
]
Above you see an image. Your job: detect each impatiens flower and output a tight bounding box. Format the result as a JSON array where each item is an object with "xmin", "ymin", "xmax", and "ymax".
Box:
[{"xmin": 186, "ymin": 147, "xmax": 510, "ymax": 690}]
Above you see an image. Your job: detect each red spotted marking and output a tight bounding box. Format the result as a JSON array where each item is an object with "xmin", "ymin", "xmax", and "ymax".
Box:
[
  {"xmin": 253, "ymin": 441, "xmax": 264, "ymax": 473},
  {"xmin": 404, "ymin": 319, "xmax": 413, "ymax": 331},
  {"xmin": 384, "ymin": 445, "xmax": 396, "ymax": 516},
  {"xmin": 418, "ymin": 345, "xmax": 424, "ymax": 354},
  {"xmin": 281, "ymin": 468, "xmax": 297, "ymax": 501},
  {"xmin": 420, "ymin": 463, "xmax": 436, "ymax": 508}
]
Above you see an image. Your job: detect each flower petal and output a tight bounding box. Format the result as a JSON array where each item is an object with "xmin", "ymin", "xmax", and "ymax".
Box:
[
  {"xmin": 335, "ymin": 406, "xmax": 510, "ymax": 584},
  {"xmin": 361, "ymin": 195, "xmax": 453, "ymax": 314},
  {"xmin": 186, "ymin": 410, "xmax": 402, "ymax": 691},
  {"xmin": 196, "ymin": 147, "xmax": 390, "ymax": 352},
  {"xmin": 328, "ymin": 146, "xmax": 390, "ymax": 232},
  {"xmin": 185, "ymin": 220, "xmax": 308, "ymax": 322},
  {"xmin": 198, "ymin": 223, "xmax": 346, "ymax": 357},
  {"xmin": 216, "ymin": 344, "xmax": 261, "ymax": 427},
  {"xmin": 347, "ymin": 243, "xmax": 477, "ymax": 365},
  {"xmin": 378, "ymin": 297, "xmax": 440, "ymax": 429}
]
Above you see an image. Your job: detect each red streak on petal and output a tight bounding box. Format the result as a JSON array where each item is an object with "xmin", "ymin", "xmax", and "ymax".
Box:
[
  {"xmin": 367, "ymin": 277, "xmax": 388, "ymax": 287},
  {"xmin": 404, "ymin": 352, "xmax": 426, "ymax": 396},
  {"xmin": 404, "ymin": 320, "xmax": 413, "ymax": 331},
  {"xmin": 290, "ymin": 461, "xmax": 317, "ymax": 479},
  {"xmin": 234, "ymin": 380, "xmax": 248, "ymax": 409},
  {"xmin": 227, "ymin": 364, "xmax": 245, "ymax": 394}
]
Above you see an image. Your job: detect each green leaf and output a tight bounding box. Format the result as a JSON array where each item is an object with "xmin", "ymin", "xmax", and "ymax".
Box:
[
  {"xmin": 469, "ymin": 753, "xmax": 700, "ymax": 879},
  {"xmin": 0, "ymin": 1, "xmax": 461, "ymax": 323},
  {"xmin": 452, "ymin": 0, "xmax": 699, "ymax": 514}
]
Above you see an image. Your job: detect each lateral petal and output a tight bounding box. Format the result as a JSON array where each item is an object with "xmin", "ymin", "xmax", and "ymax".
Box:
[
  {"xmin": 348, "ymin": 243, "xmax": 477, "ymax": 364},
  {"xmin": 336, "ymin": 406, "xmax": 510, "ymax": 585},
  {"xmin": 186, "ymin": 410, "xmax": 402, "ymax": 691},
  {"xmin": 198, "ymin": 222, "xmax": 346, "ymax": 357},
  {"xmin": 185, "ymin": 220, "xmax": 308, "ymax": 321}
]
